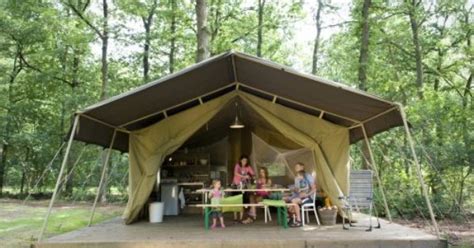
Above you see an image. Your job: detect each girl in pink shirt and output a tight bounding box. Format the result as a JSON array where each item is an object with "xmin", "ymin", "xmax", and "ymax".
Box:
[{"xmin": 209, "ymin": 179, "xmax": 225, "ymax": 229}]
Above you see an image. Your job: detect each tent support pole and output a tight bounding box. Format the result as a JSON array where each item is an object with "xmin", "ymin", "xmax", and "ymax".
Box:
[
  {"xmin": 88, "ymin": 129, "xmax": 117, "ymax": 227},
  {"xmin": 38, "ymin": 115, "xmax": 80, "ymax": 241},
  {"xmin": 361, "ymin": 125, "xmax": 392, "ymax": 222},
  {"xmin": 397, "ymin": 104, "xmax": 440, "ymax": 238}
]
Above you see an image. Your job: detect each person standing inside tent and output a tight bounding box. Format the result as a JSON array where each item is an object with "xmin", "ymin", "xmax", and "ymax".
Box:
[
  {"xmin": 286, "ymin": 162, "xmax": 316, "ymax": 227},
  {"xmin": 232, "ymin": 155, "xmax": 254, "ymax": 222},
  {"xmin": 242, "ymin": 167, "xmax": 272, "ymax": 224}
]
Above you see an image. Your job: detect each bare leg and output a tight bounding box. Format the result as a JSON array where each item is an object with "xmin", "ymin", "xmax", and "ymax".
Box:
[
  {"xmin": 220, "ymin": 217, "xmax": 225, "ymax": 228},
  {"xmin": 212, "ymin": 218, "xmax": 217, "ymax": 229},
  {"xmin": 291, "ymin": 198, "xmax": 302, "ymax": 222},
  {"xmin": 249, "ymin": 195, "xmax": 257, "ymax": 218}
]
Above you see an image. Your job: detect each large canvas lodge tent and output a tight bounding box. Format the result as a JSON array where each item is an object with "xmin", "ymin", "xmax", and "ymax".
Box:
[{"xmin": 39, "ymin": 51, "xmax": 440, "ymax": 240}]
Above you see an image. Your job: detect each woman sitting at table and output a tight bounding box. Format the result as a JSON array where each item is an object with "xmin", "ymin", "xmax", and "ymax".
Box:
[
  {"xmin": 232, "ymin": 155, "xmax": 254, "ymax": 222},
  {"xmin": 242, "ymin": 167, "xmax": 272, "ymax": 224}
]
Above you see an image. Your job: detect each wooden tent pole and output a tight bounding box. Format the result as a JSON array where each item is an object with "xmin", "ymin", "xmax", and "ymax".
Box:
[
  {"xmin": 38, "ymin": 115, "xmax": 79, "ymax": 241},
  {"xmin": 88, "ymin": 129, "xmax": 117, "ymax": 227},
  {"xmin": 397, "ymin": 104, "xmax": 440, "ymax": 238},
  {"xmin": 361, "ymin": 125, "xmax": 392, "ymax": 222}
]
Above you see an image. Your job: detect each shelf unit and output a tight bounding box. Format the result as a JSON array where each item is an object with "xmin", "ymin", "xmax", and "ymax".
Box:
[{"xmin": 162, "ymin": 151, "xmax": 210, "ymax": 210}]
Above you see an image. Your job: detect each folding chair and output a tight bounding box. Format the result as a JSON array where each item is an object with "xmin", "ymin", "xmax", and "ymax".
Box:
[{"xmin": 341, "ymin": 170, "xmax": 381, "ymax": 231}]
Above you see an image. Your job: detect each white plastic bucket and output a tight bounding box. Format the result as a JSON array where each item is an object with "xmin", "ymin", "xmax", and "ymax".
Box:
[{"xmin": 149, "ymin": 202, "xmax": 164, "ymax": 223}]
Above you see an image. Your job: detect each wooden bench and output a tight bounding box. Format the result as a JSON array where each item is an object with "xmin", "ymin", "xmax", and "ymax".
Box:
[{"xmin": 195, "ymin": 203, "xmax": 296, "ymax": 229}]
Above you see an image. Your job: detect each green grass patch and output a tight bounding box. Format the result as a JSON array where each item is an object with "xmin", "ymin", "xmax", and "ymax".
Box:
[{"xmin": 0, "ymin": 200, "xmax": 123, "ymax": 248}]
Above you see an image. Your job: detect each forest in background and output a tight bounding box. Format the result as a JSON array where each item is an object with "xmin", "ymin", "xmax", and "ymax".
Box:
[{"xmin": 0, "ymin": 0, "xmax": 472, "ymax": 234}]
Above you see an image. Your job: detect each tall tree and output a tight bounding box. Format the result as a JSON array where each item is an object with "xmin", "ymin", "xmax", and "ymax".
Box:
[
  {"xmin": 312, "ymin": 0, "xmax": 323, "ymax": 75},
  {"xmin": 256, "ymin": 0, "xmax": 266, "ymax": 57},
  {"xmin": 142, "ymin": 0, "xmax": 158, "ymax": 82},
  {"xmin": 358, "ymin": 0, "xmax": 371, "ymax": 92},
  {"xmin": 0, "ymin": 48, "xmax": 23, "ymax": 195},
  {"xmin": 169, "ymin": 0, "xmax": 177, "ymax": 73},
  {"xmin": 406, "ymin": 0, "xmax": 424, "ymax": 98},
  {"xmin": 358, "ymin": 0, "xmax": 372, "ymax": 169},
  {"xmin": 196, "ymin": 0, "xmax": 210, "ymax": 62},
  {"xmin": 64, "ymin": 0, "xmax": 111, "ymax": 202}
]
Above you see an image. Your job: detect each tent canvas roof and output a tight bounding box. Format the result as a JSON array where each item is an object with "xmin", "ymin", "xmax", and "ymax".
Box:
[{"xmin": 73, "ymin": 51, "xmax": 403, "ymax": 152}]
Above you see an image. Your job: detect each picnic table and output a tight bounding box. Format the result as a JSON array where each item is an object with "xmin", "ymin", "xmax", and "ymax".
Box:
[
  {"xmin": 195, "ymin": 200, "xmax": 296, "ymax": 229},
  {"xmin": 196, "ymin": 187, "xmax": 290, "ymax": 204}
]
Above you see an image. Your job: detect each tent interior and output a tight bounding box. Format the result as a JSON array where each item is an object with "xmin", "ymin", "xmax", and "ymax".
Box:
[{"xmin": 124, "ymin": 91, "xmax": 351, "ymax": 224}]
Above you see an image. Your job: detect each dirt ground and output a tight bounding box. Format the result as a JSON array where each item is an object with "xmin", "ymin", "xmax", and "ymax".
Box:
[{"xmin": 395, "ymin": 217, "xmax": 473, "ymax": 247}]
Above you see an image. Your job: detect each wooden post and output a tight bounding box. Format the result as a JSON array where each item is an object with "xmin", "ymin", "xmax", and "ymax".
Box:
[
  {"xmin": 361, "ymin": 125, "xmax": 392, "ymax": 222},
  {"xmin": 88, "ymin": 129, "xmax": 117, "ymax": 227},
  {"xmin": 38, "ymin": 115, "xmax": 79, "ymax": 241},
  {"xmin": 397, "ymin": 104, "xmax": 440, "ymax": 238}
]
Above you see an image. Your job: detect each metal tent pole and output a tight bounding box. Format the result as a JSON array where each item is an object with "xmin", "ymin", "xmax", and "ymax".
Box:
[
  {"xmin": 361, "ymin": 124, "xmax": 392, "ymax": 222},
  {"xmin": 38, "ymin": 115, "xmax": 80, "ymax": 241},
  {"xmin": 88, "ymin": 129, "xmax": 117, "ymax": 227},
  {"xmin": 397, "ymin": 103, "xmax": 440, "ymax": 238}
]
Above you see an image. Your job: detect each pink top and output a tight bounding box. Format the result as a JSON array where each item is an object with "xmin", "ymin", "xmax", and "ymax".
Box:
[
  {"xmin": 256, "ymin": 178, "xmax": 270, "ymax": 197},
  {"xmin": 232, "ymin": 163, "xmax": 255, "ymax": 185},
  {"xmin": 211, "ymin": 189, "xmax": 223, "ymax": 199}
]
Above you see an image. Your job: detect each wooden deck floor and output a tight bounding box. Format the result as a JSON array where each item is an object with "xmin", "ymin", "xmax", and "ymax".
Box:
[{"xmin": 35, "ymin": 212, "xmax": 446, "ymax": 248}]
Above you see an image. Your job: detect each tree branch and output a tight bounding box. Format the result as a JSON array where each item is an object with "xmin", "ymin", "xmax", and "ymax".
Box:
[
  {"xmin": 63, "ymin": 0, "xmax": 103, "ymax": 39},
  {"xmin": 18, "ymin": 50, "xmax": 76, "ymax": 88}
]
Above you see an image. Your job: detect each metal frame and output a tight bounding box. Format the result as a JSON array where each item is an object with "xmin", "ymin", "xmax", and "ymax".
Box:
[
  {"xmin": 88, "ymin": 129, "xmax": 117, "ymax": 226},
  {"xmin": 38, "ymin": 115, "xmax": 79, "ymax": 241},
  {"xmin": 397, "ymin": 103, "xmax": 440, "ymax": 238},
  {"xmin": 237, "ymin": 82, "xmax": 362, "ymax": 124},
  {"xmin": 361, "ymin": 124, "xmax": 392, "ymax": 222}
]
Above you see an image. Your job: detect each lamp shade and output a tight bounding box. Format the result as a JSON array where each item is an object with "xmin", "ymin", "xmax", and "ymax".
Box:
[{"xmin": 230, "ymin": 115, "xmax": 245, "ymax": 129}]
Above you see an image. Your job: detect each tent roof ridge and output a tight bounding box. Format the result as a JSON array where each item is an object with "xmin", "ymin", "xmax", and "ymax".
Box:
[{"xmin": 232, "ymin": 52, "xmax": 396, "ymax": 107}]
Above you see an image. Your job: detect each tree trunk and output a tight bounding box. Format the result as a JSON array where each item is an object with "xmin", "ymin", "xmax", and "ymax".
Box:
[
  {"xmin": 143, "ymin": 20, "xmax": 151, "ymax": 82},
  {"xmin": 100, "ymin": 0, "xmax": 109, "ymax": 100},
  {"xmin": 407, "ymin": 0, "xmax": 423, "ymax": 98},
  {"xmin": 257, "ymin": 0, "xmax": 266, "ymax": 57},
  {"xmin": 196, "ymin": 0, "xmax": 210, "ymax": 62},
  {"xmin": 99, "ymin": 148, "xmax": 109, "ymax": 203},
  {"xmin": 98, "ymin": 0, "xmax": 110, "ymax": 203},
  {"xmin": 169, "ymin": 0, "xmax": 176, "ymax": 73},
  {"xmin": 0, "ymin": 50, "xmax": 22, "ymax": 195},
  {"xmin": 358, "ymin": 0, "xmax": 371, "ymax": 92},
  {"xmin": 358, "ymin": 0, "xmax": 371, "ymax": 169},
  {"xmin": 142, "ymin": 0, "xmax": 157, "ymax": 82},
  {"xmin": 312, "ymin": 0, "xmax": 323, "ymax": 75}
]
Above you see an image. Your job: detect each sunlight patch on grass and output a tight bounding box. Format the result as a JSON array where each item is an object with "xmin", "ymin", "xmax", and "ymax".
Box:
[{"xmin": 0, "ymin": 201, "xmax": 123, "ymax": 248}]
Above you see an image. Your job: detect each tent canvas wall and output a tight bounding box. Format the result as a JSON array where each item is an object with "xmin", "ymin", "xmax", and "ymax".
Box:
[{"xmin": 39, "ymin": 51, "xmax": 440, "ymax": 240}]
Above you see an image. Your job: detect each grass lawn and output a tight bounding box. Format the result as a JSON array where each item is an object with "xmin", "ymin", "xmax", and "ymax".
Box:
[{"xmin": 0, "ymin": 199, "xmax": 124, "ymax": 248}]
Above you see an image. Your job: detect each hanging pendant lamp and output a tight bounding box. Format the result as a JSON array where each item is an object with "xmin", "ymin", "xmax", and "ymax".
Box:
[{"xmin": 230, "ymin": 102, "xmax": 245, "ymax": 129}]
